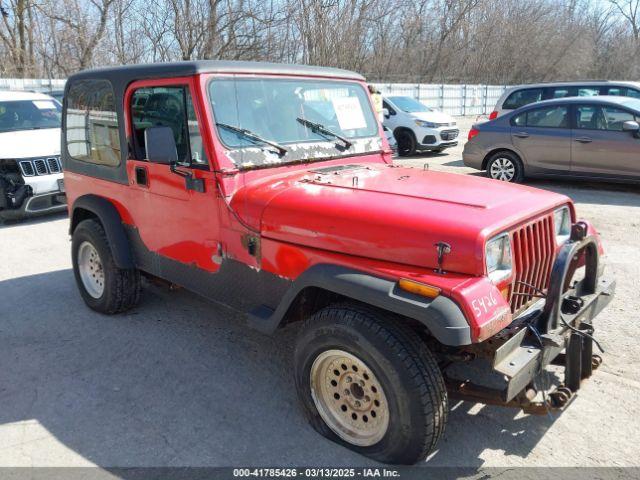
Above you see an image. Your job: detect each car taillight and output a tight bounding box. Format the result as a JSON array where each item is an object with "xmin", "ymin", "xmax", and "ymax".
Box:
[
  {"xmin": 468, "ymin": 128, "xmax": 479, "ymax": 141},
  {"xmin": 489, "ymin": 111, "xmax": 498, "ymax": 120}
]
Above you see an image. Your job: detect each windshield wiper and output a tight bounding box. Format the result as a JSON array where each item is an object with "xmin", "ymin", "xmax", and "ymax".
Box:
[
  {"xmin": 296, "ymin": 117, "xmax": 352, "ymax": 149},
  {"xmin": 216, "ymin": 123, "xmax": 288, "ymax": 157}
]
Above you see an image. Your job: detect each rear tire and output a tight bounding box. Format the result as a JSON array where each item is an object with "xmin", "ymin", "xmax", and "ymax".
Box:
[
  {"xmin": 72, "ymin": 219, "xmax": 141, "ymax": 314},
  {"xmin": 294, "ymin": 303, "xmax": 448, "ymax": 464},
  {"xmin": 395, "ymin": 130, "xmax": 417, "ymax": 157},
  {"xmin": 486, "ymin": 151, "xmax": 524, "ymax": 183}
]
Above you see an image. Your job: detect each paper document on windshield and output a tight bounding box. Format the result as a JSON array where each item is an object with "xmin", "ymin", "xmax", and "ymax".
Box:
[{"xmin": 331, "ymin": 96, "xmax": 367, "ymax": 131}]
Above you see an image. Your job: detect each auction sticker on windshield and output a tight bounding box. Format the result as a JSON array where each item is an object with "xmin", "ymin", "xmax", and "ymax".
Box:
[{"xmin": 331, "ymin": 96, "xmax": 367, "ymax": 131}]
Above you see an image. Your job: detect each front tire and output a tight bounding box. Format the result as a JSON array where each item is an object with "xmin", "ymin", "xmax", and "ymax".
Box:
[
  {"xmin": 72, "ymin": 219, "xmax": 141, "ymax": 314},
  {"xmin": 294, "ymin": 304, "xmax": 448, "ymax": 464},
  {"xmin": 395, "ymin": 130, "xmax": 417, "ymax": 157},
  {"xmin": 486, "ymin": 151, "xmax": 524, "ymax": 183}
]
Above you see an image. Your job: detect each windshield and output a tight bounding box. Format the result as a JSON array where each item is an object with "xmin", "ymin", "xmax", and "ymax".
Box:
[
  {"xmin": 0, "ymin": 99, "xmax": 61, "ymax": 133},
  {"xmin": 388, "ymin": 96, "xmax": 432, "ymax": 113},
  {"xmin": 208, "ymin": 77, "xmax": 380, "ymax": 168}
]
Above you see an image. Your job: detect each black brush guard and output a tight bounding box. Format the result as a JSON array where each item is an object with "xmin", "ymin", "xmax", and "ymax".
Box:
[{"xmin": 447, "ymin": 222, "xmax": 616, "ymax": 414}]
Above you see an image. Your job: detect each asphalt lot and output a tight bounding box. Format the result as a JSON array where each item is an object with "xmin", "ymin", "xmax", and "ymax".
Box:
[{"xmin": 1, "ymin": 116, "xmax": 639, "ymax": 468}]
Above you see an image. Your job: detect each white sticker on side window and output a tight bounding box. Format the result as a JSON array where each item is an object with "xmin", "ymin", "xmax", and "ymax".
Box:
[
  {"xmin": 331, "ymin": 96, "xmax": 367, "ymax": 131},
  {"xmin": 32, "ymin": 100, "xmax": 57, "ymax": 110}
]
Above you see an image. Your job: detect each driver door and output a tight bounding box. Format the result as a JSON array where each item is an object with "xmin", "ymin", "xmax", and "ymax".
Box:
[{"xmin": 124, "ymin": 78, "xmax": 222, "ymax": 272}]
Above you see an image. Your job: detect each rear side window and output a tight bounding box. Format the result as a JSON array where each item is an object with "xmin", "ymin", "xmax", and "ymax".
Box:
[
  {"xmin": 548, "ymin": 87, "xmax": 573, "ymax": 99},
  {"xmin": 503, "ymin": 88, "xmax": 543, "ymax": 110},
  {"xmin": 66, "ymin": 80, "xmax": 121, "ymax": 166},
  {"xmin": 606, "ymin": 87, "xmax": 624, "ymax": 96},
  {"xmin": 512, "ymin": 105, "xmax": 569, "ymax": 128},
  {"xmin": 625, "ymin": 88, "xmax": 640, "ymax": 99},
  {"xmin": 577, "ymin": 87, "xmax": 600, "ymax": 97}
]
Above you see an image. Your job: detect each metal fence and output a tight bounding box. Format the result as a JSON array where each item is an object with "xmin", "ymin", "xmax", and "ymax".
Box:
[
  {"xmin": 0, "ymin": 77, "xmax": 508, "ymax": 116},
  {"xmin": 0, "ymin": 78, "xmax": 66, "ymax": 92},
  {"xmin": 372, "ymin": 83, "xmax": 508, "ymax": 116}
]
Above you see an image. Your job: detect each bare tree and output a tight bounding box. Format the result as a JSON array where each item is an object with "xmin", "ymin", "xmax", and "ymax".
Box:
[
  {"xmin": 0, "ymin": 0, "xmax": 36, "ymax": 76},
  {"xmin": 1, "ymin": 0, "xmax": 640, "ymax": 83}
]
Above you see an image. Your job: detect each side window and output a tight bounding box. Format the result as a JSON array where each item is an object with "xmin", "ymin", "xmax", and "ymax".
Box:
[
  {"xmin": 503, "ymin": 88, "xmax": 543, "ymax": 110},
  {"xmin": 512, "ymin": 112, "xmax": 526, "ymax": 127},
  {"xmin": 601, "ymin": 106, "xmax": 637, "ymax": 131},
  {"xmin": 66, "ymin": 79, "xmax": 121, "ymax": 166},
  {"xmin": 575, "ymin": 105, "xmax": 599, "ymax": 129},
  {"xmin": 577, "ymin": 87, "xmax": 600, "ymax": 97},
  {"xmin": 625, "ymin": 88, "xmax": 640, "ymax": 99},
  {"xmin": 549, "ymin": 87, "xmax": 573, "ymax": 99},
  {"xmin": 383, "ymin": 101, "xmax": 395, "ymax": 115},
  {"xmin": 525, "ymin": 106, "xmax": 569, "ymax": 128},
  {"xmin": 606, "ymin": 87, "xmax": 624, "ymax": 96},
  {"xmin": 576, "ymin": 105, "xmax": 636, "ymax": 131},
  {"xmin": 130, "ymin": 86, "xmax": 207, "ymax": 166}
]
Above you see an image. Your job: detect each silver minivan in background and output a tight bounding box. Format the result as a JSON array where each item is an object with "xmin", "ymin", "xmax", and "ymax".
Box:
[
  {"xmin": 490, "ymin": 81, "xmax": 640, "ymax": 119},
  {"xmin": 463, "ymin": 96, "xmax": 640, "ymax": 183}
]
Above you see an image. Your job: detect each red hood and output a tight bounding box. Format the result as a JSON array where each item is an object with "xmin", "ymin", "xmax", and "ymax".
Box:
[{"xmin": 230, "ymin": 163, "xmax": 570, "ymax": 275}]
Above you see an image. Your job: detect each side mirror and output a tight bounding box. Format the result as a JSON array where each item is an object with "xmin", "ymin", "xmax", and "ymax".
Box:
[
  {"xmin": 144, "ymin": 126, "xmax": 178, "ymax": 165},
  {"xmin": 382, "ymin": 108, "xmax": 390, "ymax": 119},
  {"xmin": 622, "ymin": 120, "xmax": 640, "ymax": 134}
]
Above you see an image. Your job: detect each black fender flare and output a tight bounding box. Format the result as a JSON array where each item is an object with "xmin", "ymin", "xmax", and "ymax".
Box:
[
  {"xmin": 70, "ymin": 194, "xmax": 135, "ymax": 269},
  {"xmin": 256, "ymin": 264, "xmax": 472, "ymax": 346}
]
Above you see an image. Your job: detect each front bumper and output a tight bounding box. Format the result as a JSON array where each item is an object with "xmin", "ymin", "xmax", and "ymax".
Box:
[
  {"xmin": 448, "ymin": 222, "xmax": 615, "ymax": 413},
  {"xmin": 0, "ymin": 189, "xmax": 67, "ymax": 220},
  {"xmin": 415, "ymin": 127, "xmax": 459, "ymax": 149}
]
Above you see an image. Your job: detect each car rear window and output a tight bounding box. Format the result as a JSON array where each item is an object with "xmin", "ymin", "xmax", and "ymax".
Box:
[
  {"xmin": 65, "ymin": 79, "xmax": 121, "ymax": 167},
  {"xmin": 503, "ymin": 88, "xmax": 544, "ymax": 110}
]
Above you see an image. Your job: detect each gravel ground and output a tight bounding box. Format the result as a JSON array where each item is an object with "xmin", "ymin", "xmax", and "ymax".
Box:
[{"xmin": 1, "ymin": 116, "xmax": 639, "ymax": 468}]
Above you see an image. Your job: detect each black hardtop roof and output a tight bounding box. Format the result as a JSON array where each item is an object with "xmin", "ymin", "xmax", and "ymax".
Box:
[{"xmin": 67, "ymin": 60, "xmax": 366, "ymax": 85}]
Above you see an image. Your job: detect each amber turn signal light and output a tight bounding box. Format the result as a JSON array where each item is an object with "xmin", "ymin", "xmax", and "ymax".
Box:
[{"xmin": 398, "ymin": 279, "xmax": 441, "ymax": 298}]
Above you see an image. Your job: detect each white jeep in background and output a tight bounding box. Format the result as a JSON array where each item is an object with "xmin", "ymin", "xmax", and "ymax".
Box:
[
  {"xmin": 0, "ymin": 91, "xmax": 66, "ymax": 222},
  {"xmin": 382, "ymin": 96, "xmax": 459, "ymax": 156}
]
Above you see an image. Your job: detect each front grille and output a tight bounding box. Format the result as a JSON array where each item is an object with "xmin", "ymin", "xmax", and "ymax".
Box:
[
  {"xmin": 47, "ymin": 157, "xmax": 62, "ymax": 173},
  {"xmin": 510, "ymin": 214, "xmax": 556, "ymax": 313},
  {"xmin": 17, "ymin": 157, "xmax": 62, "ymax": 177},
  {"xmin": 34, "ymin": 159, "xmax": 48, "ymax": 175},
  {"xmin": 440, "ymin": 130, "xmax": 459, "ymax": 141},
  {"xmin": 19, "ymin": 160, "xmax": 35, "ymax": 176}
]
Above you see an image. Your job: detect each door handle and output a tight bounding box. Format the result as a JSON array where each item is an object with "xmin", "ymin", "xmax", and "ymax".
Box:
[
  {"xmin": 574, "ymin": 137, "xmax": 593, "ymax": 143},
  {"xmin": 135, "ymin": 166, "xmax": 148, "ymax": 186},
  {"xmin": 513, "ymin": 132, "xmax": 529, "ymax": 138}
]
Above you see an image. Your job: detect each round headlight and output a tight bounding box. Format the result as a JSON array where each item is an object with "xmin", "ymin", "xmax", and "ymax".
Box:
[
  {"xmin": 554, "ymin": 206, "xmax": 571, "ymax": 244},
  {"xmin": 486, "ymin": 234, "xmax": 512, "ymax": 283}
]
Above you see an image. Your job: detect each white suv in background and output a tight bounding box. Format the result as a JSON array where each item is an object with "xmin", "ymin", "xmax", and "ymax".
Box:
[
  {"xmin": 490, "ymin": 81, "xmax": 640, "ymax": 119},
  {"xmin": 382, "ymin": 96, "xmax": 458, "ymax": 156},
  {"xmin": 0, "ymin": 91, "xmax": 66, "ymax": 221}
]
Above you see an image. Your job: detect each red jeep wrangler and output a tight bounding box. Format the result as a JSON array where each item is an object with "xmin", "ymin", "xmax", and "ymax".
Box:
[{"xmin": 62, "ymin": 61, "xmax": 615, "ymax": 464}]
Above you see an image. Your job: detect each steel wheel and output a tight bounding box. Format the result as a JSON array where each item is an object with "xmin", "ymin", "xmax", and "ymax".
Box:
[
  {"xmin": 77, "ymin": 241, "xmax": 105, "ymax": 299},
  {"xmin": 489, "ymin": 157, "xmax": 516, "ymax": 181},
  {"xmin": 310, "ymin": 349, "xmax": 389, "ymax": 447}
]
